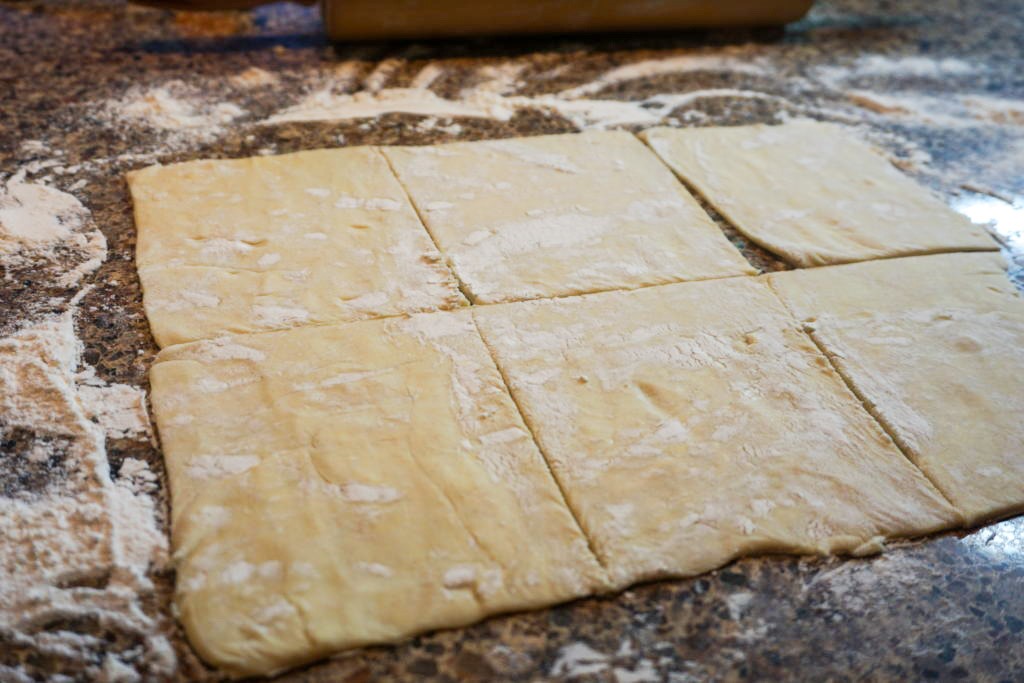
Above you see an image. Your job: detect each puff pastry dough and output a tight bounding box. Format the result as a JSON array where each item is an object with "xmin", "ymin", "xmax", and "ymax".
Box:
[
  {"xmin": 769, "ymin": 252, "xmax": 1024, "ymax": 524},
  {"xmin": 642, "ymin": 122, "xmax": 996, "ymax": 267},
  {"xmin": 150, "ymin": 312, "xmax": 606, "ymax": 676},
  {"xmin": 474, "ymin": 277, "xmax": 960, "ymax": 586},
  {"xmin": 129, "ymin": 147, "xmax": 465, "ymax": 347},
  {"xmin": 132, "ymin": 131, "xmax": 1018, "ymax": 678},
  {"xmin": 384, "ymin": 131, "xmax": 755, "ymax": 303}
]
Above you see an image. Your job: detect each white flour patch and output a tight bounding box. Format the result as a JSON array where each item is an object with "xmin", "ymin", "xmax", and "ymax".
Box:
[
  {"xmin": 267, "ymin": 83, "xmax": 795, "ymax": 130},
  {"xmin": 253, "ymin": 303, "xmax": 311, "ymax": 327},
  {"xmin": 812, "ymin": 54, "xmax": 977, "ymax": 87},
  {"xmin": 559, "ymin": 53, "xmax": 770, "ymax": 98},
  {"xmin": 806, "ymin": 551, "xmax": 933, "ymax": 613},
  {"xmin": 268, "ymin": 86, "xmax": 512, "ymax": 124},
  {"xmin": 549, "ymin": 641, "xmax": 610, "ymax": 677},
  {"xmin": 549, "ymin": 640, "xmax": 660, "ymax": 682},
  {"xmin": 725, "ymin": 591, "xmax": 754, "ymax": 620},
  {"xmin": 0, "ymin": 309, "xmax": 172, "ymax": 682},
  {"xmin": 263, "ymin": 55, "xmax": 810, "ymax": 130},
  {"xmin": 98, "ymin": 80, "xmax": 247, "ymax": 147},
  {"xmin": 76, "ymin": 370, "xmax": 151, "ymax": 440},
  {"xmin": 443, "ymin": 565, "xmax": 477, "ymax": 588},
  {"xmin": 0, "ymin": 172, "xmax": 107, "ymax": 288},
  {"xmin": 0, "ymin": 159, "xmax": 169, "ymax": 679}
]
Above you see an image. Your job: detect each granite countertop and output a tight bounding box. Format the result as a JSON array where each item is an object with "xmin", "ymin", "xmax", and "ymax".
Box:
[{"xmin": 1, "ymin": 0, "xmax": 1022, "ymax": 680}]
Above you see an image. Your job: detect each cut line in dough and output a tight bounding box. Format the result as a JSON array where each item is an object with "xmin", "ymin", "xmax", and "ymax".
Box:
[
  {"xmin": 474, "ymin": 276, "xmax": 961, "ymax": 587},
  {"xmin": 150, "ymin": 311, "xmax": 607, "ymax": 676},
  {"xmin": 129, "ymin": 146, "xmax": 466, "ymax": 347},
  {"xmin": 128, "ymin": 129, "xmax": 1020, "ymax": 679},
  {"xmin": 769, "ymin": 252, "xmax": 1024, "ymax": 525},
  {"xmin": 384, "ymin": 131, "xmax": 755, "ymax": 304}
]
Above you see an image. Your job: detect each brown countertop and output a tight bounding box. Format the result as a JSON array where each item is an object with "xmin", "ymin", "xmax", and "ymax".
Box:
[{"xmin": 1, "ymin": 0, "xmax": 1022, "ymax": 680}]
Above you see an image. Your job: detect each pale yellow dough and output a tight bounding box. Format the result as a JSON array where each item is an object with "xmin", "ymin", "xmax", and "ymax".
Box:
[
  {"xmin": 641, "ymin": 121, "xmax": 996, "ymax": 267},
  {"xmin": 383, "ymin": 131, "xmax": 755, "ymax": 303},
  {"xmin": 133, "ymin": 132, "xmax": 1017, "ymax": 679},
  {"xmin": 129, "ymin": 147, "xmax": 465, "ymax": 347},
  {"xmin": 769, "ymin": 252, "xmax": 1024, "ymax": 524},
  {"xmin": 474, "ymin": 277, "xmax": 961, "ymax": 586},
  {"xmin": 149, "ymin": 312, "xmax": 606, "ymax": 676}
]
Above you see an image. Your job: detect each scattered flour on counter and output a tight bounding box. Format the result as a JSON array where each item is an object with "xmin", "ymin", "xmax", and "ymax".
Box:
[
  {"xmin": 550, "ymin": 642, "xmax": 610, "ymax": 677},
  {"xmin": 809, "ymin": 53, "xmax": 1024, "ymax": 136},
  {"xmin": 549, "ymin": 640, "xmax": 661, "ymax": 682},
  {"xmin": 843, "ymin": 91, "xmax": 1024, "ymax": 129},
  {"xmin": 0, "ymin": 308, "xmax": 172, "ymax": 682},
  {"xmin": 805, "ymin": 551, "xmax": 933, "ymax": 613},
  {"xmin": 119, "ymin": 82, "xmax": 245, "ymax": 130},
  {"xmin": 267, "ymin": 86, "xmax": 510, "ymax": 124},
  {"xmin": 0, "ymin": 171, "xmax": 107, "ymax": 288},
  {"xmin": 724, "ymin": 591, "xmax": 754, "ymax": 620},
  {"xmin": 1, "ymin": 162, "xmax": 170, "ymax": 680},
  {"xmin": 100, "ymin": 80, "xmax": 247, "ymax": 147},
  {"xmin": 812, "ymin": 54, "xmax": 977, "ymax": 87},
  {"xmin": 558, "ymin": 53, "xmax": 770, "ymax": 98},
  {"xmin": 266, "ymin": 82, "xmax": 795, "ymax": 130},
  {"xmin": 0, "ymin": 174, "xmax": 85, "ymax": 245},
  {"xmin": 264, "ymin": 54, "xmax": 816, "ymax": 130},
  {"xmin": 75, "ymin": 373, "xmax": 151, "ymax": 440}
]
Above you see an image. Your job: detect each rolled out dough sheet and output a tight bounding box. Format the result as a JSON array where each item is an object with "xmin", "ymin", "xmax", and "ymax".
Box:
[
  {"xmin": 383, "ymin": 131, "xmax": 755, "ymax": 303},
  {"xmin": 769, "ymin": 252, "xmax": 1024, "ymax": 524},
  {"xmin": 129, "ymin": 147, "xmax": 465, "ymax": 347},
  {"xmin": 149, "ymin": 312, "xmax": 606, "ymax": 676},
  {"xmin": 474, "ymin": 277, "xmax": 960, "ymax": 587},
  {"xmin": 641, "ymin": 121, "xmax": 996, "ymax": 267}
]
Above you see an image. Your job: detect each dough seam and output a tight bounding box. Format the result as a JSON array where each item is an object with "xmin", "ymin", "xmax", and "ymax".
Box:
[
  {"xmin": 792, "ymin": 246, "xmax": 998, "ymax": 271},
  {"xmin": 764, "ymin": 275, "xmax": 966, "ymax": 522},
  {"xmin": 377, "ymin": 147, "xmax": 476, "ymax": 304},
  {"xmin": 801, "ymin": 327, "xmax": 966, "ymax": 522},
  {"xmin": 463, "ymin": 272, "xmax": 756, "ymax": 309},
  {"xmin": 639, "ymin": 137, "xmax": 769, "ymax": 271},
  {"xmin": 468, "ymin": 312, "xmax": 612, "ymax": 580},
  {"xmin": 637, "ymin": 133, "xmax": 804, "ymax": 267},
  {"xmin": 149, "ymin": 276, "xmax": 756, "ymax": 356},
  {"xmin": 806, "ymin": 327, "xmax": 966, "ymax": 520}
]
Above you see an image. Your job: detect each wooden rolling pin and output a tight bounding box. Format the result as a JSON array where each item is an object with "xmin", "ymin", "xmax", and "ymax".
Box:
[{"xmin": 135, "ymin": 0, "xmax": 815, "ymax": 40}]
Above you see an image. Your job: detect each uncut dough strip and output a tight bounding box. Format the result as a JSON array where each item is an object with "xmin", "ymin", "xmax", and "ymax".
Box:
[
  {"xmin": 641, "ymin": 121, "xmax": 996, "ymax": 267},
  {"xmin": 129, "ymin": 146, "xmax": 465, "ymax": 347},
  {"xmin": 769, "ymin": 252, "xmax": 1024, "ymax": 524},
  {"xmin": 474, "ymin": 277, "xmax": 961, "ymax": 587},
  {"xmin": 149, "ymin": 311, "xmax": 606, "ymax": 677},
  {"xmin": 383, "ymin": 131, "xmax": 755, "ymax": 304}
]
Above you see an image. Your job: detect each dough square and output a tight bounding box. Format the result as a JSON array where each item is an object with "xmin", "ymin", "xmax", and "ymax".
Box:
[
  {"xmin": 641, "ymin": 121, "xmax": 996, "ymax": 268},
  {"xmin": 474, "ymin": 277, "xmax": 960, "ymax": 587},
  {"xmin": 129, "ymin": 147, "xmax": 465, "ymax": 348},
  {"xmin": 149, "ymin": 312, "xmax": 606, "ymax": 676},
  {"xmin": 383, "ymin": 131, "xmax": 755, "ymax": 304},
  {"xmin": 769, "ymin": 252, "xmax": 1024, "ymax": 524}
]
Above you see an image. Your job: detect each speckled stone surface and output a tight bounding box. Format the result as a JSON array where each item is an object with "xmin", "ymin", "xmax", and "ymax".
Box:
[{"xmin": 1, "ymin": 0, "xmax": 1022, "ymax": 680}]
